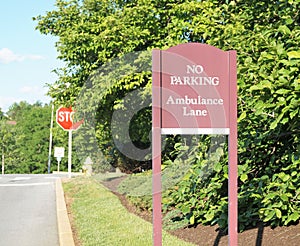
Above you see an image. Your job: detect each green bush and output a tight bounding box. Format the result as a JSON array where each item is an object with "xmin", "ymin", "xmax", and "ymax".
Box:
[{"xmin": 36, "ymin": 0, "xmax": 300, "ymax": 230}]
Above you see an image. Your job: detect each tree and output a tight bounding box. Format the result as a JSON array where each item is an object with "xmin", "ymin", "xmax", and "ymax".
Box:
[
  {"xmin": 4, "ymin": 102, "xmax": 48, "ymax": 173},
  {"xmin": 0, "ymin": 108, "xmax": 4, "ymax": 120},
  {"xmin": 0, "ymin": 118, "xmax": 18, "ymax": 174},
  {"xmin": 35, "ymin": 0, "xmax": 300, "ymax": 229},
  {"xmin": 3, "ymin": 102, "xmax": 82, "ymax": 174}
]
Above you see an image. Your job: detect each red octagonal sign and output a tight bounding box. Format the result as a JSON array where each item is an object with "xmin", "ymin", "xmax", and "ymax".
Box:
[{"xmin": 56, "ymin": 106, "xmax": 83, "ymax": 131}]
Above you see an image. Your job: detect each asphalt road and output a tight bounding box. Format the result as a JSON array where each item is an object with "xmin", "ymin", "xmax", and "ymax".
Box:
[{"xmin": 0, "ymin": 174, "xmax": 62, "ymax": 246}]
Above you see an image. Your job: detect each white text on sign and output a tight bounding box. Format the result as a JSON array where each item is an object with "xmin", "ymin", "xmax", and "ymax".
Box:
[{"xmin": 57, "ymin": 111, "xmax": 75, "ymax": 122}]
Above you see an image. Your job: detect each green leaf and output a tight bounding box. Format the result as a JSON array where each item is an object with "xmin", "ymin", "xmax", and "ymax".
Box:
[
  {"xmin": 276, "ymin": 44, "xmax": 285, "ymax": 55},
  {"xmin": 181, "ymin": 205, "xmax": 190, "ymax": 214},
  {"xmin": 281, "ymin": 117, "xmax": 289, "ymax": 125},
  {"xmin": 249, "ymin": 81, "xmax": 272, "ymax": 91},
  {"xmin": 204, "ymin": 211, "xmax": 215, "ymax": 222},
  {"xmin": 213, "ymin": 162, "xmax": 223, "ymax": 173},
  {"xmin": 291, "ymin": 171, "xmax": 297, "ymax": 177},
  {"xmin": 270, "ymin": 113, "xmax": 284, "ymax": 129},
  {"xmin": 270, "ymin": 120, "xmax": 278, "ymax": 130},
  {"xmin": 290, "ymin": 212, "xmax": 300, "ymax": 222},
  {"xmin": 275, "ymin": 208, "xmax": 282, "ymax": 219},
  {"xmin": 240, "ymin": 173, "xmax": 248, "ymax": 183},
  {"xmin": 284, "ymin": 212, "xmax": 300, "ymax": 225},
  {"xmin": 278, "ymin": 172, "xmax": 290, "ymax": 182},
  {"xmin": 285, "ymin": 18, "xmax": 294, "ymax": 25},
  {"xmin": 280, "ymin": 194, "xmax": 289, "ymax": 202},
  {"xmin": 163, "ymin": 160, "xmax": 173, "ymax": 166},
  {"xmin": 276, "ymin": 88, "xmax": 291, "ymax": 94},
  {"xmin": 287, "ymin": 50, "xmax": 300, "ymax": 59},
  {"xmin": 290, "ymin": 109, "xmax": 299, "ymax": 119},
  {"xmin": 251, "ymin": 193, "xmax": 262, "ymax": 199},
  {"xmin": 189, "ymin": 214, "xmax": 195, "ymax": 225},
  {"xmin": 263, "ymin": 210, "xmax": 275, "ymax": 222},
  {"xmin": 238, "ymin": 111, "xmax": 246, "ymax": 122},
  {"xmin": 278, "ymin": 25, "xmax": 291, "ymax": 35}
]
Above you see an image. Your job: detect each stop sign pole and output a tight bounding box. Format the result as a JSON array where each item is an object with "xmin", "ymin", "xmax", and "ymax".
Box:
[
  {"xmin": 68, "ymin": 129, "xmax": 72, "ymax": 178},
  {"xmin": 56, "ymin": 106, "xmax": 83, "ymax": 178}
]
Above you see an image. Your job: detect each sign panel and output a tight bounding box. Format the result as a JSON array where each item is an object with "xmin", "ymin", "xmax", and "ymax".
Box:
[
  {"xmin": 160, "ymin": 43, "xmax": 231, "ymax": 132},
  {"xmin": 152, "ymin": 43, "xmax": 237, "ymax": 246},
  {"xmin": 54, "ymin": 147, "xmax": 65, "ymax": 158},
  {"xmin": 56, "ymin": 106, "xmax": 83, "ymax": 131}
]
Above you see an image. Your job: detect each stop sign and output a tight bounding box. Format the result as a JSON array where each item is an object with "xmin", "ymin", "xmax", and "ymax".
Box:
[{"xmin": 56, "ymin": 106, "xmax": 83, "ymax": 131}]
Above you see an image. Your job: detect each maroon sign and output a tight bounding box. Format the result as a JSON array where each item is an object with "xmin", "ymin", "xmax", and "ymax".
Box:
[
  {"xmin": 161, "ymin": 43, "xmax": 230, "ymax": 130},
  {"xmin": 152, "ymin": 43, "xmax": 237, "ymax": 245}
]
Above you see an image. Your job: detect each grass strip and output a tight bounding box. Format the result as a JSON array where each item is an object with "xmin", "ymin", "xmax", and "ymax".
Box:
[{"xmin": 62, "ymin": 176, "xmax": 195, "ymax": 246}]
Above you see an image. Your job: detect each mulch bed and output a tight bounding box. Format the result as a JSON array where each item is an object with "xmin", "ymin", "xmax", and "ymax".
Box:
[{"xmin": 100, "ymin": 176, "xmax": 300, "ymax": 246}]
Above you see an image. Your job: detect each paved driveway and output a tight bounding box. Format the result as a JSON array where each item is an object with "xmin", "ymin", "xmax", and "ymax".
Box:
[{"xmin": 0, "ymin": 174, "xmax": 60, "ymax": 246}]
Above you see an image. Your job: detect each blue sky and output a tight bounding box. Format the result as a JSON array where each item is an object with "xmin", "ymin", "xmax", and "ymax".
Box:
[{"xmin": 0, "ymin": 0, "xmax": 62, "ymax": 113}]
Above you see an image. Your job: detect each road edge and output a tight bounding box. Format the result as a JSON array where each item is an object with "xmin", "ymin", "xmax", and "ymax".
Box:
[{"xmin": 56, "ymin": 178, "xmax": 75, "ymax": 246}]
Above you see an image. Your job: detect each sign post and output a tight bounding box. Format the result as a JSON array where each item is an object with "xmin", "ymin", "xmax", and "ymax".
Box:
[
  {"xmin": 56, "ymin": 106, "xmax": 83, "ymax": 178},
  {"xmin": 68, "ymin": 130, "xmax": 72, "ymax": 177},
  {"xmin": 152, "ymin": 43, "xmax": 237, "ymax": 245}
]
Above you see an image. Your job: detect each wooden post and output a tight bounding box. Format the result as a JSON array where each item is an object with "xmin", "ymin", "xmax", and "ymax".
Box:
[
  {"xmin": 228, "ymin": 50, "xmax": 238, "ymax": 246},
  {"xmin": 152, "ymin": 49, "xmax": 162, "ymax": 246},
  {"xmin": 68, "ymin": 130, "xmax": 72, "ymax": 178}
]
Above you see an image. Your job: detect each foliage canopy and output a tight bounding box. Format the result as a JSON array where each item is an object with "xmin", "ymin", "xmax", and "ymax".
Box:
[
  {"xmin": 35, "ymin": 0, "xmax": 300, "ymax": 230},
  {"xmin": 0, "ymin": 102, "xmax": 81, "ymax": 174}
]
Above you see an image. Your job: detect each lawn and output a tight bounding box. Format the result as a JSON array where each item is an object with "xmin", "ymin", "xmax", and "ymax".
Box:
[{"xmin": 62, "ymin": 176, "xmax": 195, "ymax": 246}]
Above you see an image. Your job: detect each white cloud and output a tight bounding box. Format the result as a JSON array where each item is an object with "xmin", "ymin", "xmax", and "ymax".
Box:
[
  {"xmin": 25, "ymin": 54, "xmax": 45, "ymax": 61},
  {"xmin": 0, "ymin": 86, "xmax": 50, "ymax": 113},
  {"xmin": 0, "ymin": 48, "xmax": 22, "ymax": 63},
  {"xmin": 20, "ymin": 85, "xmax": 50, "ymax": 98},
  {"xmin": 0, "ymin": 48, "xmax": 44, "ymax": 64},
  {"xmin": 0, "ymin": 96, "xmax": 19, "ymax": 112},
  {"xmin": 19, "ymin": 85, "xmax": 43, "ymax": 94}
]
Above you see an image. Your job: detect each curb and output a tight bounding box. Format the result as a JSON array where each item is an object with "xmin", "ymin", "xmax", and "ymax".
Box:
[{"xmin": 56, "ymin": 178, "xmax": 75, "ymax": 246}]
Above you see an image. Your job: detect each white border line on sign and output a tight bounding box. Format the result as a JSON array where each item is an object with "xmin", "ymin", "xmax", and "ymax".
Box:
[{"xmin": 161, "ymin": 128, "xmax": 230, "ymax": 135}]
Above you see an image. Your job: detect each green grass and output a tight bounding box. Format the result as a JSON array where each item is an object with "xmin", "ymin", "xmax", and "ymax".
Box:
[{"xmin": 63, "ymin": 176, "xmax": 195, "ymax": 246}]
